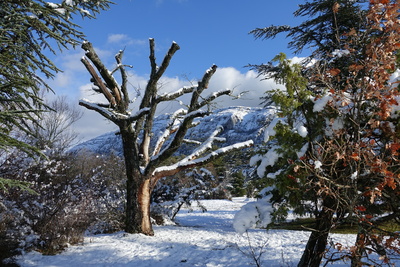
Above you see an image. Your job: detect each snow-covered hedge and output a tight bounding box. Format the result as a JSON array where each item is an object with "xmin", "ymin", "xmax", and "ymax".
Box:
[{"xmin": 0, "ymin": 150, "xmax": 126, "ymax": 262}]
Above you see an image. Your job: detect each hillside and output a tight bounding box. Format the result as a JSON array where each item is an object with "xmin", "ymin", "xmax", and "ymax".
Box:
[{"xmin": 72, "ymin": 106, "xmax": 276, "ymax": 156}]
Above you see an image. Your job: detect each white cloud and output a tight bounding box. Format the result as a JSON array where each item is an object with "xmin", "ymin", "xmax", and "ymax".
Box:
[
  {"xmin": 107, "ymin": 34, "xmax": 146, "ymax": 46},
  {"xmin": 107, "ymin": 33, "xmax": 127, "ymax": 44},
  {"xmin": 208, "ymin": 67, "xmax": 282, "ymax": 109}
]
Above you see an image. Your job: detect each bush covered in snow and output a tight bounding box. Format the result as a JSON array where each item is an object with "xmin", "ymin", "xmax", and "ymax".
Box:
[
  {"xmin": 0, "ymin": 150, "xmax": 126, "ymax": 262},
  {"xmin": 233, "ymin": 197, "xmax": 273, "ymax": 234}
]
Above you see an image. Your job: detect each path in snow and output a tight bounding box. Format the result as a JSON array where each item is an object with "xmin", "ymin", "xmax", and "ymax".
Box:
[{"xmin": 16, "ymin": 198, "xmax": 361, "ymax": 267}]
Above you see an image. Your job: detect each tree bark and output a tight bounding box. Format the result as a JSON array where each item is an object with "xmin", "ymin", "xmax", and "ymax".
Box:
[
  {"xmin": 119, "ymin": 123, "xmax": 148, "ymax": 234},
  {"xmin": 298, "ymin": 197, "xmax": 335, "ymax": 267},
  {"xmin": 120, "ymin": 120, "xmax": 155, "ymax": 235},
  {"xmin": 138, "ymin": 178, "xmax": 153, "ymax": 235}
]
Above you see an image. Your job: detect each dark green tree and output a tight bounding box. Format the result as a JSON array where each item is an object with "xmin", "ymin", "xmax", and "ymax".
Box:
[
  {"xmin": 250, "ymin": 0, "xmax": 367, "ymax": 56},
  {"xmin": 230, "ymin": 172, "xmax": 247, "ymax": 197},
  {"xmin": 0, "ymin": 0, "xmax": 112, "ymax": 190},
  {"xmin": 250, "ymin": 1, "xmax": 400, "ymax": 266}
]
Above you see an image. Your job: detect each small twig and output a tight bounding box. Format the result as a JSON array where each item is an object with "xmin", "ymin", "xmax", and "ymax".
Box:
[{"xmin": 236, "ymin": 230, "xmax": 268, "ymax": 267}]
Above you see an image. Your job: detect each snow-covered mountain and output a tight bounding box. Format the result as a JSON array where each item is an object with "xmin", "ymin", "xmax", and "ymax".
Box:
[{"xmin": 72, "ymin": 106, "xmax": 276, "ymax": 156}]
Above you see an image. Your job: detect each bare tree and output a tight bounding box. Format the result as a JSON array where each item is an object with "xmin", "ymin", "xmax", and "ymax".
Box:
[
  {"xmin": 79, "ymin": 39, "xmax": 253, "ymax": 235},
  {"xmin": 30, "ymin": 95, "xmax": 83, "ymax": 156}
]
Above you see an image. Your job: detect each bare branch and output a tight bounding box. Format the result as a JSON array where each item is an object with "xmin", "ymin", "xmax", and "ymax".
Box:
[
  {"xmin": 82, "ymin": 41, "xmax": 121, "ymax": 105},
  {"xmin": 81, "ymin": 56, "xmax": 116, "ymax": 106},
  {"xmin": 149, "ymin": 38, "xmax": 157, "ymax": 78},
  {"xmin": 137, "ymin": 40, "xmax": 181, "ymax": 166},
  {"xmin": 79, "ymin": 99, "xmax": 116, "ymax": 123},
  {"xmin": 196, "ymin": 89, "xmax": 232, "ymax": 110},
  {"xmin": 156, "ymin": 41, "xmax": 181, "ymax": 80},
  {"xmin": 151, "ymin": 140, "xmax": 254, "ymax": 186},
  {"xmin": 140, "ymin": 39, "xmax": 181, "ymax": 109},
  {"xmin": 156, "ymin": 86, "xmax": 197, "ymax": 102},
  {"xmin": 189, "ymin": 65, "xmax": 217, "ymax": 112},
  {"xmin": 115, "ymin": 50, "xmax": 130, "ymax": 108}
]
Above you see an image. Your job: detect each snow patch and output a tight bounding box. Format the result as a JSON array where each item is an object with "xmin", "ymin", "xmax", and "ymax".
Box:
[
  {"xmin": 64, "ymin": 0, "xmax": 74, "ymax": 6},
  {"xmin": 332, "ymin": 49, "xmax": 350, "ymax": 58},
  {"xmin": 256, "ymin": 148, "xmax": 281, "ymax": 178},
  {"xmin": 313, "ymin": 94, "xmax": 332, "ymax": 112},
  {"xmin": 314, "ymin": 160, "xmax": 322, "ymax": 170},
  {"xmin": 233, "ymin": 198, "xmax": 273, "ymax": 234},
  {"xmin": 296, "ymin": 125, "xmax": 308, "ymax": 137},
  {"xmin": 15, "ymin": 198, "xmax": 394, "ymax": 267},
  {"xmin": 264, "ymin": 118, "xmax": 284, "ymax": 142}
]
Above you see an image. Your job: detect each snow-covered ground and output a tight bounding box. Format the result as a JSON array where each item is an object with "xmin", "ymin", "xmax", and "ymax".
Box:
[{"xmin": 16, "ymin": 198, "xmax": 385, "ymax": 267}]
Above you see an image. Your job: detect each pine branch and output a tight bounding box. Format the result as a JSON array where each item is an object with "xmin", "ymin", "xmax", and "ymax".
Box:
[{"xmin": 250, "ymin": 25, "xmax": 291, "ymax": 40}]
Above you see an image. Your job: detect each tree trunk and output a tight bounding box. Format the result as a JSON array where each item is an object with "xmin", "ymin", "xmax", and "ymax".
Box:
[
  {"xmin": 351, "ymin": 229, "xmax": 366, "ymax": 267},
  {"xmin": 138, "ymin": 178, "xmax": 153, "ymax": 235},
  {"xmin": 125, "ymin": 169, "xmax": 142, "ymax": 234},
  {"xmin": 125, "ymin": 174, "xmax": 154, "ymax": 235},
  {"xmin": 298, "ymin": 197, "xmax": 335, "ymax": 267},
  {"xmin": 120, "ymin": 124, "xmax": 154, "ymax": 236}
]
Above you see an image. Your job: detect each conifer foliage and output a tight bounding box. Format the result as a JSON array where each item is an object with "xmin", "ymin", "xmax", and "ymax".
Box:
[
  {"xmin": 0, "ymin": 0, "xmax": 111, "ymax": 189},
  {"xmin": 251, "ymin": 1, "xmax": 400, "ymax": 266}
]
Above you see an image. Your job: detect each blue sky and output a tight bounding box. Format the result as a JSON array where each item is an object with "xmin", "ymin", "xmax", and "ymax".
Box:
[
  {"xmin": 76, "ymin": 0, "xmax": 304, "ymax": 77},
  {"xmin": 48, "ymin": 0, "xmax": 306, "ymax": 141}
]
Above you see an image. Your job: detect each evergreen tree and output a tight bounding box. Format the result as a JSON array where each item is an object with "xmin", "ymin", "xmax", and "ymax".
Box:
[
  {"xmin": 0, "ymin": 0, "xmax": 111, "ymax": 190},
  {"xmin": 250, "ymin": 1, "xmax": 400, "ymax": 266},
  {"xmin": 250, "ymin": 0, "xmax": 367, "ymax": 56}
]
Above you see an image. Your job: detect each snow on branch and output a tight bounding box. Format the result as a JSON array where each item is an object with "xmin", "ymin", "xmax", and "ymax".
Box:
[
  {"xmin": 151, "ymin": 140, "xmax": 254, "ymax": 185},
  {"xmin": 156, "ymin": 86, "xmax": 197, "ymax": 102},
  {"xmin": 180, "ymin": 125, "xmax": 226, "ymax": 162},
  {"xmin": 184, "ymin": 109, "xmax": 209, "ymax": 120},
  {"xmin": 150, "ymin": 110, "xmax": 209, "ymax": 164},
  {"xmin": 196, "ymin": 89, "xmax": 232, "ymax": 110},
  {"xmin": 127, "ymin": 107, "xmax": 151, "ymax": 123},
  {"xmin": 79, "ymin": 99, "xmax": 150, "ymax": 123},
  {"xmin": 182, "ymin": 139, "xmax": 202, "ymax": 145},
  {"xmin": 79, "ymin": 99, "xmax": 116, "ymax": 122},
  {"xmin": 152, "ymin": 109, "xmax": 187, "ymax": 157}
]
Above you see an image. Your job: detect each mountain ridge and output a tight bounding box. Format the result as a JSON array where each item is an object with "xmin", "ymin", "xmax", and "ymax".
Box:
[{"xmin": 72, "ymin": 106, "xmax": 276, "ymax": 156}]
